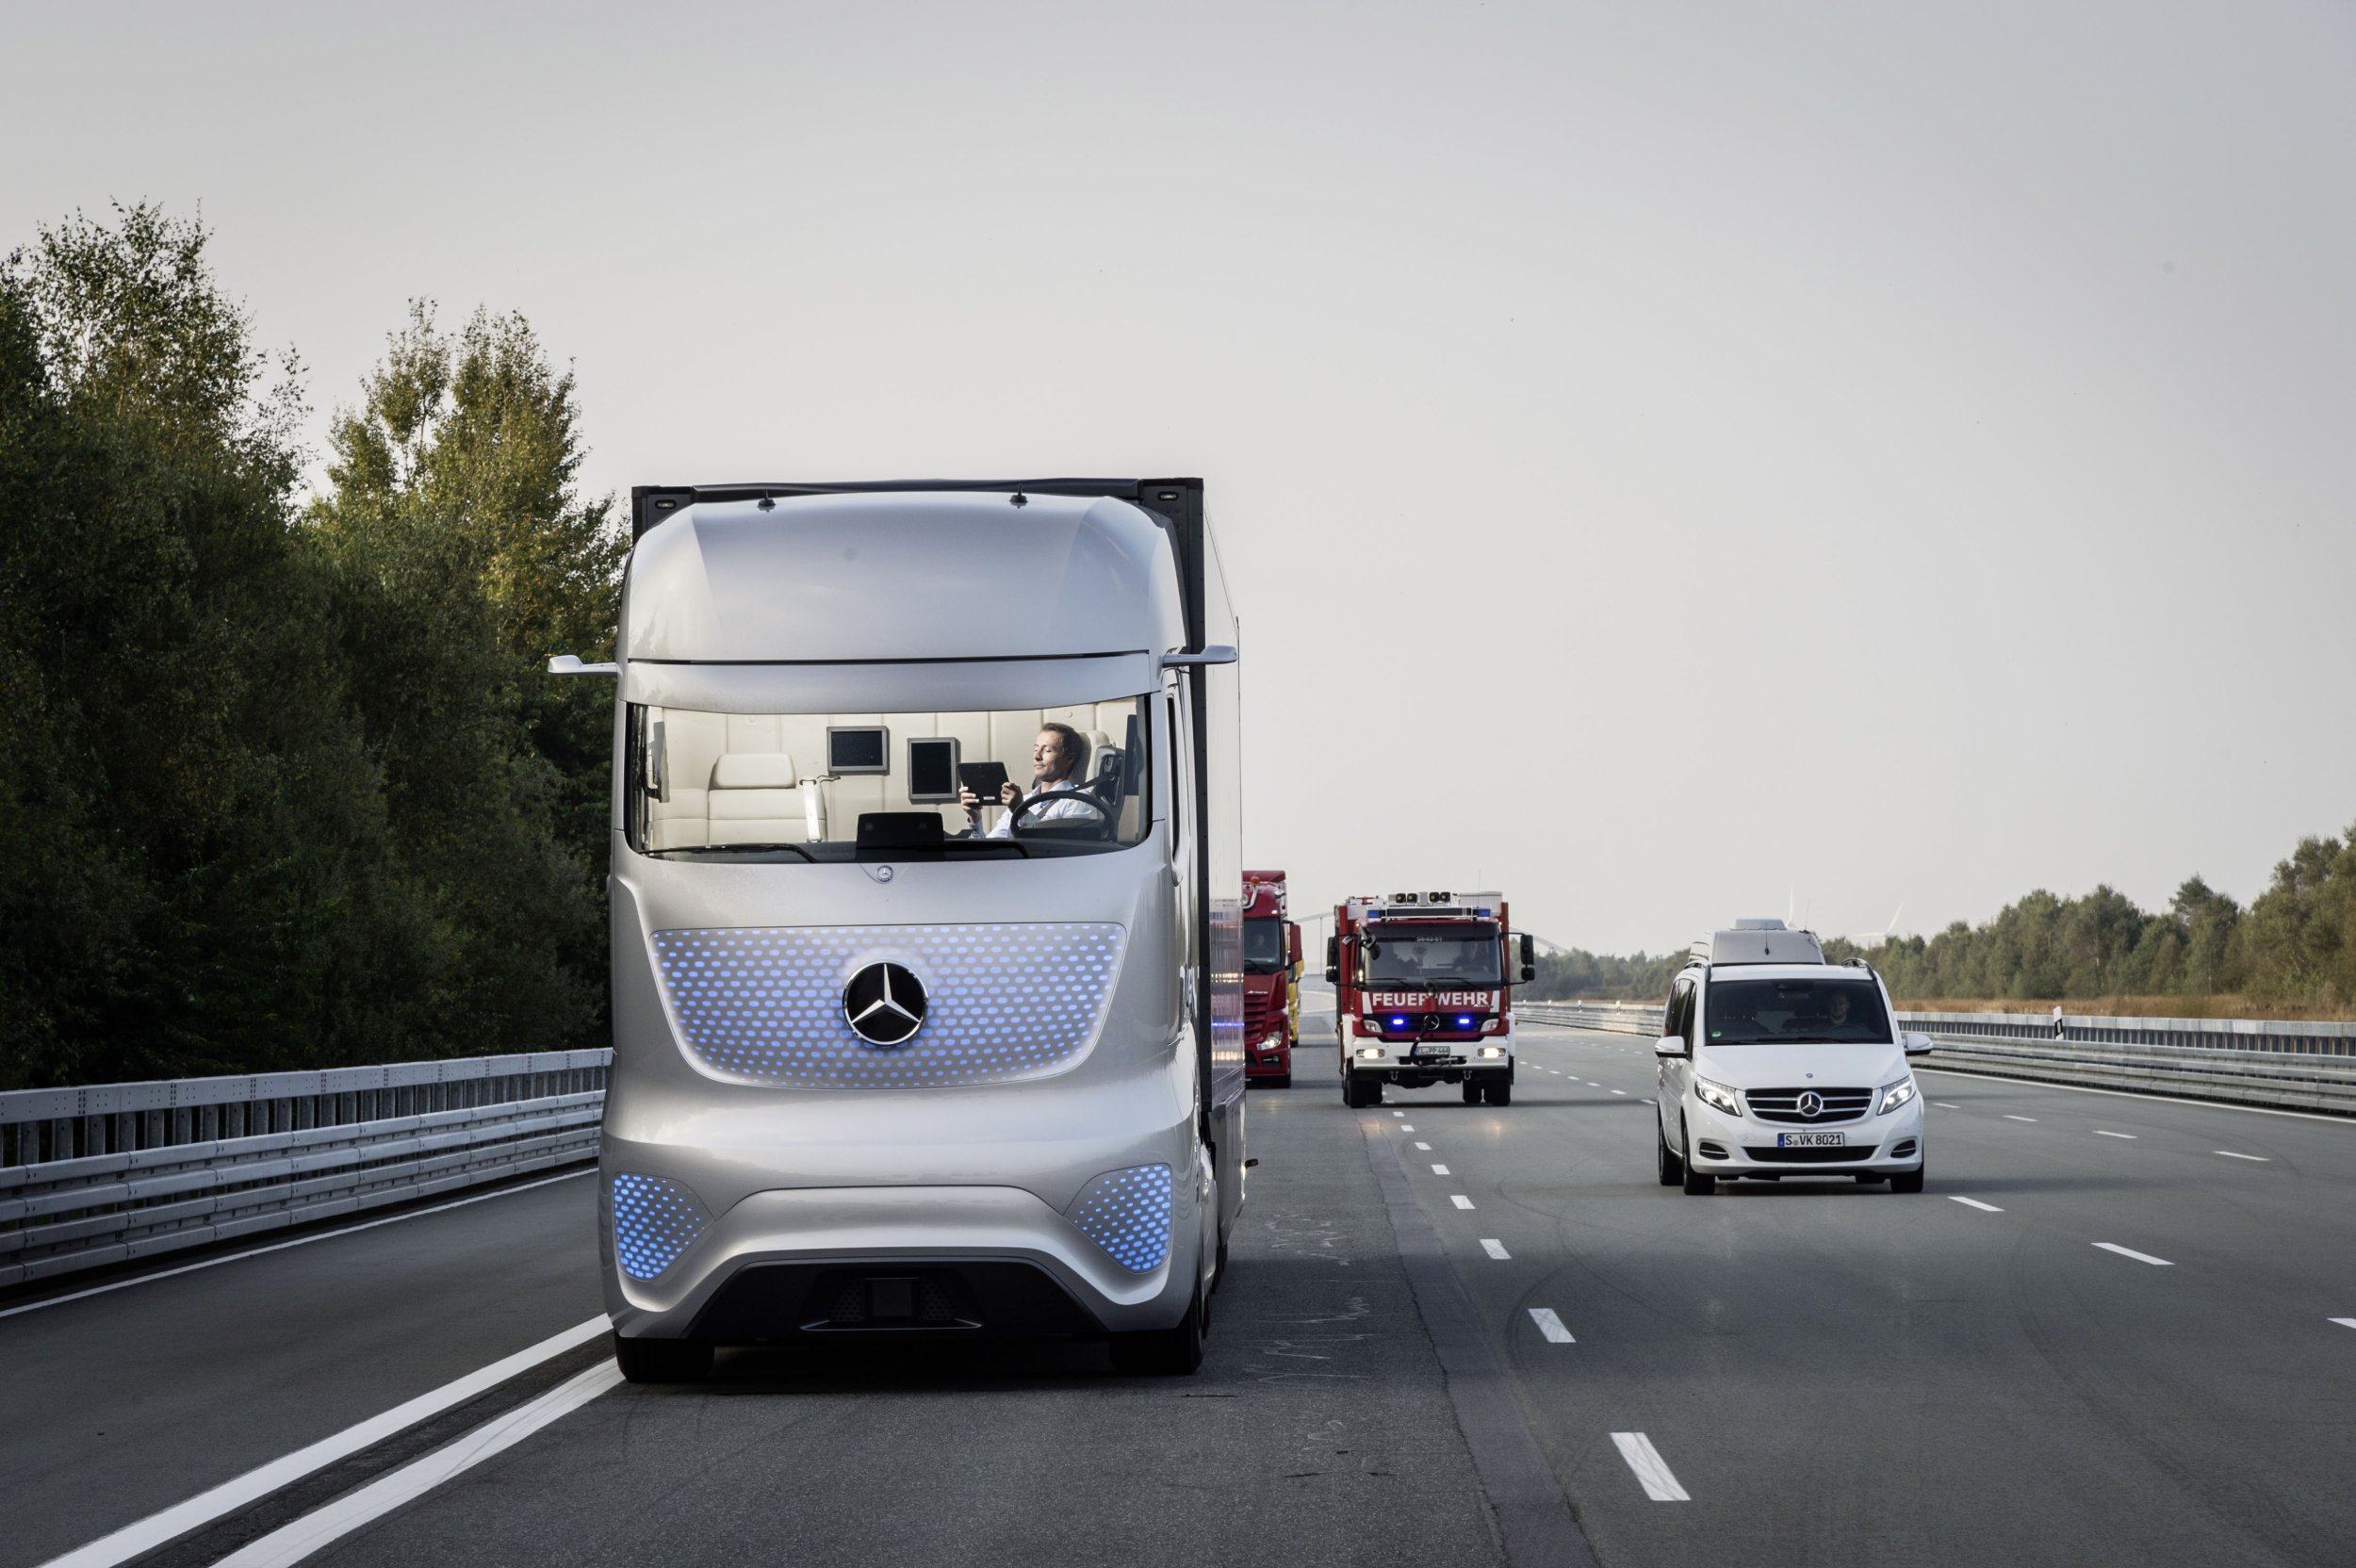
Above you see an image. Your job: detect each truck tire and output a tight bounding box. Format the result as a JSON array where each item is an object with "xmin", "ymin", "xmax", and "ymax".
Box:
[
  {"xmin": 1109, "ymin": 1284, "xmax": 1205, "ymax": 1375},
  {"xmin": 1486, "ymin": 1081, "xmax": 1512, "ymax": 1106},
  {"xmin": 1462, "ymin": 1080, "xmax": 1482, "ymax": 1105},
  {"xmin": 614, "ymin": 1332, "xmax": 713, "ymax": 1384},
  {"xmin": 1350, "ymin": 1076, "xmax": 1383, "ymax": 1108}
]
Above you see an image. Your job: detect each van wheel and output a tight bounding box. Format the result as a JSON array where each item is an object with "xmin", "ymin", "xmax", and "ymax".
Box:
[
  {"xmin": 1657, "ymin": 1122, "xmax": 1684, "ymax": 1185},
  {"xmin": 1678, "ymin": 1125, "xmax": 1714, "ymax": 1195},
  {"xmin": 614, "ymin": 1331, "xmax": 712, "ymax": 1384},
  {"xmin": 1890, "ymin": 1164, "xmax": 1925, "ymax": 1194},
  {"xmin": 1109, "ymin": 1285, "xmax": 1205, "ymax": 1376}
]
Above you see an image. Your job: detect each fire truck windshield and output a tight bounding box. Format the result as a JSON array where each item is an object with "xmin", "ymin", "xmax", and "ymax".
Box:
[
  {"xmin": 1364, "ymin": 924, "xmax": 1501, "ymax": 988},
  {"xmin": 1244, "ymin": 918, "xmax": 1286, "ymax": 974}
]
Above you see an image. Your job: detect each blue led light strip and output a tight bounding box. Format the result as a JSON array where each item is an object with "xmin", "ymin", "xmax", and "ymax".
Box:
[
  {"xmin": 611, "ymin": 1173, "xmax": 709, "ymax": 1281},
  {"xmin": 1067, "ymin": 1164, "xmax": 1174, "ymax": 1273}
]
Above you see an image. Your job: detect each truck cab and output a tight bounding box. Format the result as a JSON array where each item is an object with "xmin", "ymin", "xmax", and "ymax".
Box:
[
  {"xmin": 1329, "ymin": 890, "xmax": 1534, "ymax": 1108},
  {"xmin": 1242, "ymin": 871, "xmax": 1301, "ymax": 1086}
]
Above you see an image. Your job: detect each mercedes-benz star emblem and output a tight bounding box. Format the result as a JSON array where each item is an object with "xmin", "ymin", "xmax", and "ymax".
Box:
[
  {"xmin": 843, "ymin": 962, "xmax": 926, "ymax": 1046},
  {"xmin": 1797, "ymin": 1090, "xmax": 1824, "ymax": 1119}
]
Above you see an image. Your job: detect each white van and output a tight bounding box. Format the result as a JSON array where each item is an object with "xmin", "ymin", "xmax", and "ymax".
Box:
[
  {"xmin": 555, "ymin": 480, "xmax": 1246, "ymax": 1379},
  {"xmin": 1654, "ymin": 921, "xmax": 1932, "ymax": 1194}
]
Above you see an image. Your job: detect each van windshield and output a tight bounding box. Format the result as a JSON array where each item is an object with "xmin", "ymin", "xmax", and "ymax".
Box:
[
  {"xmin": 1363, "ymin": 924, "xmax": 1501, "ymax": 988},
  {"xmin": 1704, "ymin": 977, "xmax": 1891, "ymax": 1045},
  {"xmin": 627, "ymin": 696, "xmax": 1153, "ymax": 861}
]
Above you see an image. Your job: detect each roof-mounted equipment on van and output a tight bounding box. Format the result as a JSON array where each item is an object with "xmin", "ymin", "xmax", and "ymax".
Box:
[{"xmin": 1688, "ymin": 920, "xmax": 1826, "ymax": 967}]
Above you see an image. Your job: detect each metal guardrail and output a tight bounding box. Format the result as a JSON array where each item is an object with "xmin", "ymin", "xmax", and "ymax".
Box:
[
  {"xmin": 0, "ymin": 1050, "xmax": 611, "ymax": 1289},
  {"xmin": 1517, "ymin": 1002, "xmax": 2356, "ymax": 1116}
]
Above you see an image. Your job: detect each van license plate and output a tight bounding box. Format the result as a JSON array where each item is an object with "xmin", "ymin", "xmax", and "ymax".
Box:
[{"xmin": 1778, "ymin": 1132, "xmax": 1846, "ymax": 1148}]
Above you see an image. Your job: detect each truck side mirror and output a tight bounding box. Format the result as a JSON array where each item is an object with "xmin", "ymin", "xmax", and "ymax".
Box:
[
  {"xmin": 1324, "ymin": 965, "xmax": 1340, "ymax": 985},
  {"xmin": 1323, "ymin": 935, "xmax": 1340, "ymax": 985},
  {"xmin": 1289, "ymin": 927, "xmax": 1303, "ymax": 964},
  {"xmin": 1516, "ymin": 932, "xmax": 1536, "ymax": 983}
]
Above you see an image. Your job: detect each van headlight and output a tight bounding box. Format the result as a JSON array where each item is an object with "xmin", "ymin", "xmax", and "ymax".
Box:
[
  {"xmin": 1693, "ymin": 1076, "xmax": 1742, "ymax": 1117},
  {"xmin": 1877, "ymin": 1078, "xmax": 1918, "ymax": 1116}
]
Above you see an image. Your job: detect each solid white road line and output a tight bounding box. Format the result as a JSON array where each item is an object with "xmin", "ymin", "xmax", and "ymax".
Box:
[
  {"xmin": 1915, "ymin": 1065, "xmax": 2356, "ymax": 1124},
  {"xmin": 2095, "ymin": 1131, "xmax": 2137, "ymax": 1139},
  {"xmin": 1451, "ymin": 1195, "xmax": 1475, "ymax": 1209},
  {"xmin": 1432, "ymin": 1164, "xmax": 1451, "ymax": 1175},
  {"xmin": 1481, "ymin": 1239, "xmax": 1511, "ymax": 1260},
  {"xmin": 36, "ymin": 1315, "xmax": 612, "ymax": 1568},
  {"xmin": 2094, "ymin": 1243, "xmax": 2173, "ymax": 1266},
  {"xmin": 2004, "ymin": 1115, "xmax": 2037, "ymax": 1122},
  {"xmin": 0, "ymin": 1169, "xmax": 594, "ymax": 1322},
  {"xmin": 1528, "ymin": 1308, "xmax": 1575, "ymax": 1344},
  {"xmin": 1610, "ymin": 1432, "xmax": 1690, "ymax": 1501},
  {"xmin": 212, "ymin": 1360, "xmax": 625, "ymax": 1568},
  {"xmin": 2215, "ymin": 1151, "xmax": 2270, "ymax": 1162},
  {"xmin": 1415, "ymin": 1141, "xmax": 1432, "ymax": 1151},
  {"xmin": 2331, "ymin": 1318, "xmax": 2356, "ymax": 1331},
  {"xmin": 1948, "ymin": 1197, "xmax": 2004, "ymax": 1213}
]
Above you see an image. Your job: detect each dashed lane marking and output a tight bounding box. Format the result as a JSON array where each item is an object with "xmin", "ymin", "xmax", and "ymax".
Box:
[
  {"xmin": 1611, "ymin": 1432, "xmax": 1690, "ymax": 1501},
  {"xmin": 1948, "ymin": 1197, "xmax": 2004, "ymax": 1213},
  {"xmin": 1415, "ymin": 1141, "xmax": 1431, "ymax": 1150},
  {"xmin": 1432, "ymin": 1164, "xmax": 1451, "ymax": 1175},
  {"xmin": 2095, "ymin": 1131, "xmax": 2137, "ymax": 1138},
  {"xmin": 1611, "ymin": 1089, "xmax": 1628, "ymax": 1096},
  {"xmin": 2215, "ymin": 1151, "xmax": 2270, "ymax": 1162},
  {"xmin": 1528, "ymin": 1308, "xmax": 1575, "ymax": 1343},
  {"xmin": 2004, "ymin": 1115, "xmax": 2037, "ymax": 1122},
  {"xmin": 1451, "ymin": 1195, "xmax": 1475, "ymax": 1209},
  {"xmin": 1392, "ymin": 1110, "xmax": 1404, "ymax": 1118},
  {"xmin": 2094, "ymin": 1243, "xmax": 2173, "ymax": 1266},
  {"xmin": 2332, "ymin": 1318, "xmax": 2356, "ymax": 1331},
  {"xmin": 1933, "ymin": 1102, "xmax": 1960, "ymax": 1108},
  {"xmin": 1399, "ymin": 1124, "xmax": 1415, "ymax": 1132},
  {"xmin": 1480, "ymin": 1239, "xmax": 1511, "ymax": 1260}
]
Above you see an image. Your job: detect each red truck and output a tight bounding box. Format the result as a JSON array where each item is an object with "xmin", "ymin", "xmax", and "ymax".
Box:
[
  {"xmin": 1327, "ymin": 890, "xmax": 1534, "ymax": 1108},
  {"xmin": 1243, "ymin": 870, "xmax": 1302, "ymax": 1086}
]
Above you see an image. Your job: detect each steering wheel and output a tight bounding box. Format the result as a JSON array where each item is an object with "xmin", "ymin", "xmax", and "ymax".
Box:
[{"xmin": 1008, "ymin": 788, "xmax": 1117, "ymax": 840}]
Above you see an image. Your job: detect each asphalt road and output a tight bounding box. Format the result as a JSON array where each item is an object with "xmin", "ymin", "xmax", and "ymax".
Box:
[{"xmin": 8, "ymin": 1022, "xmax": 2353, "ymax": 1568}]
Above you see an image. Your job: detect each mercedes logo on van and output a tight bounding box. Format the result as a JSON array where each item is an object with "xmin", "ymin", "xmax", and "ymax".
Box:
[
  {"xmin": 1797, "ymin": 1090, "xmax": 1824, "ymax": 1119},
  {"xmin": 843, "ymin": 963, "xmax": 926, "ymax": 1046}
]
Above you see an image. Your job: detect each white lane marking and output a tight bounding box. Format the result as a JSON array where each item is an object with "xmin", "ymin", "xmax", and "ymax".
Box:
[
  {"xmin": 1948, "ymin": 1196, "xmax": 2004, "ymax": 1213},
  {"xmin": 1587, "ymin": 1082, "xmax": 1601, "ymax": 1087},
  {"xmin": 211, "ymin": 1360, "xmax": 625, "ymax": 1568},
  {"xmin": 0, "ymin": 1169, "xmax": 593, "ymax": 1322},
  {"xmin": 1611, "ymin": 1089, "xmax": 1628, "ymax": 1096},
  {"xmin": 2095, "ymin": 1131, "xmax": 2137, "ymax": 1139},
  {"xmin": 1480, "ymin": 1238, "xmax": 1511, "ymax": 1260},
  {"xmin": 2215, "ymin": 1151, "xmax": 2270, "ymax": 1162},
  {"xmin": 1933, "ymin": 1102, "xmax": 1961, "ymax": 1108},
  {"xmin": 1391, "ymin": 1110, "xmax": 1404, "ymax": 1118},
  {"xmin": 1450, "ymin": 1195, "xmax": 1475, "ymax": 1209},
  {"xmin": 1415, "ymin": 1141, "xmax": 1432, "ymax": 1151},
  {"xmin": 2331, "ymin": 1317, "xmax": 2356, "ymax": 1331},
  {"xmin": 2004, "ymin": 1115, "xmax": 2037, "ymax": 1122},
  {"xmin": 1432, "ymin": 1164, "xmax": 1451, "ymax": 1175},
  {"xmin": 35, "ymin": 1315, "xmax": 611, "ymax": 1568},
  {"xmin": 1610, "ymin": 1432, "xmax": 1690, "ymax": 1501},
  {"xmin": 1914, "ymin": 1065, "xmax": 2354, "ymax": 1123},
  {"xmin": 1400, "ymin": 1125, "xmax": 1415, "ymax": 1133},
  {"xmin": 2094, "ymin": 1243, "xmax": 2173, "ymax": 1266},
  {"xmin": 1528, "ymin": 1308, "xmax": 1575, "ymax": 1343}
]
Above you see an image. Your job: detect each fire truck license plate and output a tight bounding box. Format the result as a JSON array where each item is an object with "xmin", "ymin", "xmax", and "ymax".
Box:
[{"xmin": 1777, "ymin": 1132, "xmax": 1846, "ymax": 1148}]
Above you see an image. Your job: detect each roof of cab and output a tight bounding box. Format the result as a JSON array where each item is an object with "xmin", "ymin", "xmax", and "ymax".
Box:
[{"xmin": 621, "ymin": 490, "xmax": 1187, "ymax": 664}]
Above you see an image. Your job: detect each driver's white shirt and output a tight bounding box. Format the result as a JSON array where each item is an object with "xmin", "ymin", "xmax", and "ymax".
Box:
[{"xmin": 986, "ymin": 775, "xmax": 1095, "ymax": 839}]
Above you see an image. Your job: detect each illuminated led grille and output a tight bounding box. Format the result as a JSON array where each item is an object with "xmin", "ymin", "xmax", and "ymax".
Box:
[
  {"xmin": 650, "ymin": 923, "xmax": 1126, "ymax": 1089},
  {"xmin": 1068, "ymin": 1164, "xmax": 1173, "ymax": 1273},
  {"xmin": 612, "ymin": 1173, "xmax": 709, "ymax": 1281}
]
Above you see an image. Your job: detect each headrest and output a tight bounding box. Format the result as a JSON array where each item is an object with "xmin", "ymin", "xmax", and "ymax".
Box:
[{"xmin": 711, "ymin": 753, "xmax": 798, "ymax": 790}]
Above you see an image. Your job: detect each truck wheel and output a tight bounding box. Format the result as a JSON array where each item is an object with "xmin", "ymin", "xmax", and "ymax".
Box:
[
  {"xmin": 1109, "ymin": 1284, "xmax": 1205, "ymax": 1376},
  {"xmin": 614, "ymin": 1331, "xmax": 713, "ymax": 1384},
  {"xmin": 1487, "ymin": 1081, "xmax": 1512, "ymax": 1107},
  {"xmin": 1272, "ymin": 1073, "xmax": 1291, "ymax": 1088},
  {"xmin": 1350, "ymin": 1076, "xmax": 1383, "ymax": 1108},
  {"xmin": 1462, "ymin": 1080, "xmax": 1482, "ymax": 1105},
  {"xmin": 1657, "ymin": 1121, "xmax": 1684, "ymax": 1185}
]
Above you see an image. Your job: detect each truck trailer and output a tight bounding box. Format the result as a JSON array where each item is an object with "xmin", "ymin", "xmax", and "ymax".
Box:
[
  {"xmin": 554, "ymin": 478, "xmax": 1246, "ymax": 1380},
  {"xmin": 1328, "ymin": 890, "xmax": 1535, "ymax": 1108},
  {"xmin": 1242, "ymin": 870, "xmax": 1301, "ymax": 1086}
]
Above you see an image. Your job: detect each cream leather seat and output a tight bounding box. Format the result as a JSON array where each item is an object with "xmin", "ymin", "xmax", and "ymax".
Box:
[{"xmin": 706, "ymin": 754, "xmax": 820, "ymax": 844}]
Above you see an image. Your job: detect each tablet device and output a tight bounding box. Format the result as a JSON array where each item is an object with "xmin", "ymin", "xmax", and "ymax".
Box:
[
  {"xmin": 906, "ymin": 737, "xmax": 960, "ymax": 803},
  {"xmin": 957, "ymin": 760, "xmax": 1011, "ymax": 802}
]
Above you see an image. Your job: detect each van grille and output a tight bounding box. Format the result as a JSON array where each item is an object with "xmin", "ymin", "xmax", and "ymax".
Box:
[
  {"xmin": 1742, "ymin": 1144, "xmax": 1880, "ymax": 1164},
  {"xmin": 651, "ymin": 923, "xmax": 1125, "ymax": 1089},
  {"xmin": 1746, "ymin": 1086, "xmax": 1873, "ymax": 1123}
]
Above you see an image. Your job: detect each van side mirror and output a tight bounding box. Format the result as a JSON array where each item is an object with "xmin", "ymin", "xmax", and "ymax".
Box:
[
  {"xmin": 548, "ymin": 654, "xmax": 618, "ymax": 676},
  {"xmin": 1655, "ymin": 1035, "xmax": 1689, "ymax": 1059},
  {"xmin": 1903, "ymin": 1031, "xmax": 1935, "ymax": 1056}
]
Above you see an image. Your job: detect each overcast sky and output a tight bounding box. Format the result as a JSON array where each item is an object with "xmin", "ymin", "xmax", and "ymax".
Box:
[{"xmin": 8, "ymin": 1, "xmax": 2353, "ymax": 952}]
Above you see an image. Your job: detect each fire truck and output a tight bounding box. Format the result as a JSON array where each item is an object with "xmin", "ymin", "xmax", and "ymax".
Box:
[
  {"xmin": 1327, "ymin": 890, "xmax": 1534, "ymax": 1108},
  {"xmin": 1243, "ymin": 870, "xmax": 1302, "ymax": 1086}
]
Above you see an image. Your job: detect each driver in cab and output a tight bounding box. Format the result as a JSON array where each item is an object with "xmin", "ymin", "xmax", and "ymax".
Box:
[{"xmin": 961, "ymin": 723, "xmax": 1094, "ymax": 838}]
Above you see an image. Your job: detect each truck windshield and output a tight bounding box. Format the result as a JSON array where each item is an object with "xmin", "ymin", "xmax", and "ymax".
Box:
[
  {"xmin": 1244, "ymin": 919, "xmax": 1286, "ymax": 974},
  {"xmin": 626, "ymin": 696, "xmax": 1153, "ymax": 861},
  {"xmin": 1704, "ymin": 978, "xmax": 1891, "ymax": 1045},
  {"xmin": 1364, "ymin": 924, "xmax": 1501, "ymax": 988}
]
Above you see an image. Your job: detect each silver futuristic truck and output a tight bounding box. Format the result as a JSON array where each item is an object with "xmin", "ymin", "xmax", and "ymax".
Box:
[{"xmin": 551, "ymin": 480, "xmax": 1246, "ymax": 1380}]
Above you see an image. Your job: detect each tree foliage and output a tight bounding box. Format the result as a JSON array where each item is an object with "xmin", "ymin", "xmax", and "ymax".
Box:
[{"xmin": 0, "ymin": 206, "xmax": 614, "ymax": 1088}]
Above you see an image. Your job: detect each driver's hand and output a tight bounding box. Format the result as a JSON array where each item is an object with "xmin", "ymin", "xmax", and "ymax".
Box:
[{"xmin": 999, "ymin": 782, "xmax": 1023, "ymax": 808}]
